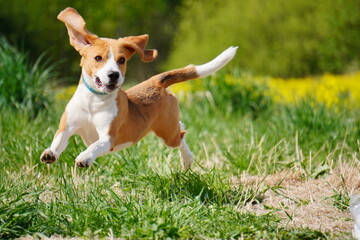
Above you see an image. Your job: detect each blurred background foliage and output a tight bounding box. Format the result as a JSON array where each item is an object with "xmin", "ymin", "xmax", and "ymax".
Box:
[
  {"xmin": 0, "ymin": 0, "xmax": 359, "ymax": 82},
  {"xmin": 167, "ymin": 0, "xmax": 360, "ymax": 77},
  {"xmin": 0, "ymin": 37, "xmax": 55, "ymax": 116},
  {"xmin": 0, "ymin": 0, "xmax": 182, "ymax": 83}
]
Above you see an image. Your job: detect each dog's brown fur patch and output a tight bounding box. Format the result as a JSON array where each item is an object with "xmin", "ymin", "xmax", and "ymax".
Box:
[
  {"xmin": 108, "ymin": 66, "xmax": 200, "ymax": 150},
  {"xmin": 54, "ymin": 111, "xmax": 67, "ymax": 138},
  {"xmin": 159, "ymin": 66, "xmax": 198, "ymax": 88}
]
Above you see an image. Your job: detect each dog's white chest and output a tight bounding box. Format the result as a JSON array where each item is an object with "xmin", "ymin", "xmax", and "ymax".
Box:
[
  {"xmin": 72, "ymin": 85, "xmax": 116, "ymax": 113},
  {"xmin": 67, "ymin": 84, "xmax": 119, "ymax": 144}
]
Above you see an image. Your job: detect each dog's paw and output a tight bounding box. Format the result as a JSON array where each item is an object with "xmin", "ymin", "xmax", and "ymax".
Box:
[
  {"xmin": 75, "ymin": 152, "xmax": 93, "ymax": 168},
  {"xmin": 76, "ymin": 160, "xmax": 91, "ymax": 168},
  {"xmin": 40, "ymin": 149, "xmax": 57, "ymax": 163}
]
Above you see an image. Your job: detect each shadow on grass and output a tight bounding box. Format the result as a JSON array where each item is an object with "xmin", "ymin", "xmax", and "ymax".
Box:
[{"xmin": 141, "ymin": 170, "xmax": 264, "ymax": 206}]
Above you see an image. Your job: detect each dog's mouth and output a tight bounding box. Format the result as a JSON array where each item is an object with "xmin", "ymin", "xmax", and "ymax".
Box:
[
  {"xmin": 95, "ymin": 77, "xmax": 102, "ymax": 87},
  {"xmin": 95, "ymin": 77, "xmax": 119, "ymax": 92},
  {"xmin": 105, "ymin": 84, "xmax": 117, "ymax": 91}
]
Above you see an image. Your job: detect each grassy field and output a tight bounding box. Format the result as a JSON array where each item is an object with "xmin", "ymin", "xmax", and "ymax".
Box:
[{"xmin": 1, "ymin": 71, "xmax": 360, "ymax": 239}]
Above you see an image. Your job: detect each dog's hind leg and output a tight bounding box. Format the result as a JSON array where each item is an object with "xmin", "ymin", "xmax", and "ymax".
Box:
[
  {"xmin": 178, "ymin": 121, "xmax": 193, "ymax": 170},
  {"xmin": 152, "ymin": 100, "xmax": 193, "ymax": 169},
  {"xmin": 154, "ymin": 121, "xmax": 193, "ymax": 170}
]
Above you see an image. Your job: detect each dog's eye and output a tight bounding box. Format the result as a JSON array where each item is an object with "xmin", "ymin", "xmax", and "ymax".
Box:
[
  {"xmin": 94, "ymin": 56, "xmax": 102, "ymax": 62},
  {"xmin": 117, "ymin": 57, "xmax": 126, "ymax": 64}
]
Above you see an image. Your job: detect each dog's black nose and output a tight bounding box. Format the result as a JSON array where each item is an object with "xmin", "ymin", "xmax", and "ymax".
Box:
[{"xmin": 108, "ymin": 71, "xmax": 120, "ymax": 84}]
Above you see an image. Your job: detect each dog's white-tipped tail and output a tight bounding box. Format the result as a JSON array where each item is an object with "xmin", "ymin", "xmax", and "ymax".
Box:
[
  {"xmin": 158, "ymin": 46, "xmax": 237, "ymax": 88},
  {"xmin": 195, "ymin": 46, "xmax": 238, "ymax": 78}
]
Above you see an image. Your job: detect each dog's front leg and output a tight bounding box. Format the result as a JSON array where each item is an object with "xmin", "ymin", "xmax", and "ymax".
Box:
[
  {"xmin": 75, "ymin": 135, "xmax": 112, "ymax": 168},
  {"xmin": 41, "ymin": 112, "xmax": 76, "ymax": 163}
]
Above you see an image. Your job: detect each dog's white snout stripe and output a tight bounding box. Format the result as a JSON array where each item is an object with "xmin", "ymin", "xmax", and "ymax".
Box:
[{"xmin": 96, "ymin": 47, "xmax": 124, "ymax": 86}]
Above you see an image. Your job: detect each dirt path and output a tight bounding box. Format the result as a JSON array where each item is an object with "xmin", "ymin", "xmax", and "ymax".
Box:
[{"xmin": 236, "ymin": 163, "xmax": 360, "ymax": 238}]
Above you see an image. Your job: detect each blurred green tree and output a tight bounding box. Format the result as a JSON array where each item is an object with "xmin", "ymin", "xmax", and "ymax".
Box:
[
  {"xmin": 165, "ymin": 0, "xmax": 360, "ymax": 77},
  {"xmin": 2, "ymin": 0, "xmax": 359, "ymax": 80},
  {"xmin": 0, "ymin": 0, "xmax": 182, "ymax": 83}
]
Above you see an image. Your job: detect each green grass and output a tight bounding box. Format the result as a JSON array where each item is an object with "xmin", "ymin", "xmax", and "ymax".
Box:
[
  {"xmin": 1, "ymin": 71, "xmax": 358, "ymax": 239},
  {"xmin": 0, "ymin": 37, "xmax": 56, "ymax": 117}
]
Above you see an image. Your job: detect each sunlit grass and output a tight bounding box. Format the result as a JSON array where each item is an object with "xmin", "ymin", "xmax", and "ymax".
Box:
[{"xmin": 1, "ymin": 70, "xmax": 358, "ymax": 239}]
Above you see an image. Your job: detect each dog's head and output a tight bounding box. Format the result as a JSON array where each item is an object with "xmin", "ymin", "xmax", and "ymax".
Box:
[{"xmin": 58, "ymin": 8, "xmax": 158, "ymax": 94}]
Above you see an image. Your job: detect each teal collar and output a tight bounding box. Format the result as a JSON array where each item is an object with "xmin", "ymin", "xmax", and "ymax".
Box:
[{"xmin": 81, "ymin": 75, "xmax": 109, "ymax": 95}]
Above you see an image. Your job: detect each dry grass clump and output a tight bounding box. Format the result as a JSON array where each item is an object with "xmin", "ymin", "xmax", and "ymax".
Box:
[{"xmin": 236, "ymin": 162, "xmax": 360, "ymax": 237}]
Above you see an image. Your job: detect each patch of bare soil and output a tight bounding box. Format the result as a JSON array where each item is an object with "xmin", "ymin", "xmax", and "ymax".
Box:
[{"xmin": 235, "ymin": 163, "xmax": 360, "ymax": 238}]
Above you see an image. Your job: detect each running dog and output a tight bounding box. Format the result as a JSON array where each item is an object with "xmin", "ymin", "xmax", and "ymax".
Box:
[{"xmin": 40, "ymin": 7, "xmax": 237, "ymax": 169}]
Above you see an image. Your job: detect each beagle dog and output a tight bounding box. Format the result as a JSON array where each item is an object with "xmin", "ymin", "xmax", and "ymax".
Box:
[{"xmin": 40, "ymin": 8, "xmax": 237, "ymax": 169}]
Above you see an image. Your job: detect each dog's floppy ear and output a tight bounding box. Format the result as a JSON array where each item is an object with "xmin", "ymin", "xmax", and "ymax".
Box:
[
  {"xmin": 57, "ymin": 8, "xmax": 98, "ymax": 52},
  {"xmin": 121, "ymin": 35, "xmax": 158, "ymax": 62}
]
